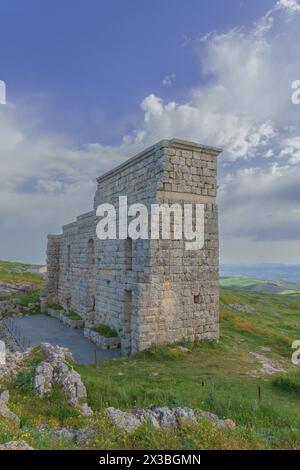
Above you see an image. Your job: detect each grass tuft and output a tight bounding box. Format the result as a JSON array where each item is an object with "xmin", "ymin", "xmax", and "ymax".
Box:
[{"xmin": 92, "ymin": 324, "xmax": 118, "ymax": 338}]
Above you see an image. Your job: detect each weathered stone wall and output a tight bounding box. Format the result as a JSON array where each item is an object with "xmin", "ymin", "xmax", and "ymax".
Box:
[
  {"xmin": 57, "ymin": 211, "xmax": 96, "ymax": 317},
  {"xmin": 46, "ymin": 138, "xmax": 221, "ymax": 354},
  {"xmin": 47, "ymin": 235, "xmax": 62, "ymax": 304},
  {"xmin": 92, "ymin": 143, "xmax": 166, "ymax": 353},
  {"xmin": 138, "ymin": 141, "xmax": 220, "ymax": 350}
]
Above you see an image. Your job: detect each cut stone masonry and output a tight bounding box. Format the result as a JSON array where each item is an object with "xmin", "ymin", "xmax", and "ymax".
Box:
[{"xmin": 45, "ymin": 138, "xmax": 222, "ymax": 354}]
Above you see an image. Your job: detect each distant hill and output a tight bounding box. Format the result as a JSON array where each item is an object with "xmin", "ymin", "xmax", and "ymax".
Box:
[
  {"xmin": 221, "ymin": 263, "xmax": 300, "ymax": 284},
  {"xmin": 220, "ymin": 276, "xmax": 300, "ymax": 295}
]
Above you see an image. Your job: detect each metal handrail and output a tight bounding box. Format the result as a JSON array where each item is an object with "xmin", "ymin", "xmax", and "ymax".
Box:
[{"xmin": 3, "ymin": 317, "xmax": 31, "ymax": 351}]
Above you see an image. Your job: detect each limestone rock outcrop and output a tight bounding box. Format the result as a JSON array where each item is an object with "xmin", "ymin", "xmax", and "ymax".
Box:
[
  {"xmin": 32, "ymin": 343, "xmax": 91, "ymax": 414},
  {"xmin": 0, "ymin": 441, "xmax": 34, "ymax": 450},
  {"xmin": 106, "ymin": 406, "xmax": 236, "ymax": 432},
  {"xmin": 0, "ymin": 390, "xmax": 20, "ymax": 426}
]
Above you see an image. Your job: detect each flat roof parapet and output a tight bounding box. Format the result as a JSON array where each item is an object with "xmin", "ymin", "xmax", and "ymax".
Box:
[
  {"xmin": 77, "ymin": 211, "xmax": 95, "ymax": 221},
  {"xmin": 96, "ymin": 138, "xmax": 222, "ymax": 184}
]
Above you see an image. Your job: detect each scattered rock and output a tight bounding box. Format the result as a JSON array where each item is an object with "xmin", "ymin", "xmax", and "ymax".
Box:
[
  {"xmin": 250, "ymin": 352, "xmax": 285, "ymax": 376},
  {"xmin": 0, "ymin": 282, "xmax": 37, "ymax": 316},
  {"xmin": 28, "ymin": 303, "xmax": 36, "ymax": 310},
  {"xmin": 0, "ymin": 441, "xmax": 34, "ymax": 450},
  {"xmin": 74, "ymin": 425, "xmax": 98, "ymax": 445},
  {"xmin": 151, "ymin": 407, "xmax": 177, "ymax": 427},
  {"xmin": 106, "ymin": 407, "xmax": 142, "ymax": 432},
  {"xmin": 228, "ymin": 304, "xmax": 257, "ymax": 314},
  {"xmin": 177, "ymin": 346, "xmax": 191, "ymax": 353},
  {"xmin": 174, "ymin": 407, "xmax": 197, "ymax": 426},
  {"xmin": 52, "ymin": 425, "xmax": 97, "ymax": 445},
  {"xmin": 106, "ymin": 406, "xmax": 235, "ymax": 432},
  {"xmin": 135, "ymin": 408, "xmax": 160, "ymax": 428},
  {"xmin": 39, "ymin": 342, "xmax": 74, "ymax": 364},
  {"xmin": 0, "ymin": 300, "xmax": 21, "ymax": 317},
  {"xmin": 79, "ymin": 403, "xmax": 93, "ymax": 417},
  {"xmin": 32, "ymin": 343, "xmax": 89, "ymax": 414},
  {"xmin": 54, "ymin": 366, "xmax": 87, "ymax": 406},
  {"xmin": 54, "ymin": 427, "xmax": 76, "ymax": 441},
  {"xmin": 0, "ymin": 390, "xmax": 20, "ymax": 426},
  {"xmin": 1, "ymin": 342, "xmax": 92, "ymax": 426},
  {"xmin": 0, "ymin": 349, "xmax": 24, "ymax": 380},
  {"xmin": 0, "ymin": 281, "xmax": 35, "ymax": 295},
  {"xmin": 259, "ymin": 346, "xmax": 271, "ymax": 353},
  {"xmin": 223, "ymin": 419, "xmax": 236, "ymax": 429},
  {"xmin": 195, "ymin": 410, "xmax": 236, "ymax": 429},
  {"xmin": 34, "ymin": 361, "xmax": 54, "ymax": 397},
  {"xmin": 36, "ymin": 423, "xmax": 50, "ymax": 432}
]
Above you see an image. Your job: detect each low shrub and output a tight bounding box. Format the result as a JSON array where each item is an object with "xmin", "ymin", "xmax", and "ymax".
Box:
[
  {"xmin": 65, "ymin": 311, "xmax": 82, "ymax": 321},
  {"xmin": 48, "ymin": 303, "xmax": 64, "ymax": 311},
  {"xmin": 272, "ymin": 374, "xmax": 300, "ymax": 395},
  {"xmin": 14, "ymin": 371, "xmax": 34, "ymax": 394},
  {"xmin": 92, "ymin": 324, "xmax": 118, "ymax": 338}
]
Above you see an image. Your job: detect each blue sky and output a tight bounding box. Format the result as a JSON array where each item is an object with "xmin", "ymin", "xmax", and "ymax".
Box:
[
  {"xmin": 0, "ymin": 0, "xmax": 300, "ymax": 264},
  {"xmin": 1, "ymin": 0, "xmax": 275, "ymax": 144}
]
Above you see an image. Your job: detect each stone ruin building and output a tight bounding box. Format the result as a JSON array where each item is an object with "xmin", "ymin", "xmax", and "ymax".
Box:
[{"xmin": 45, "ymin": 138, "xmax": 222, "ymax": 354}]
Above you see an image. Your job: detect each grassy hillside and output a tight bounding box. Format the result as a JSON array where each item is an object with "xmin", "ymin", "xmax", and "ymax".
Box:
[
  {"xmin": 220, "ymin": 276, "xmax": 300, "ymax": 295},
  {"xmin": 2, "ymin": 286, "xmax": 300, "ymax": 450},
  {"xmin": 0, "ymin": 260, "xmax": 44, "ymax": 288}
]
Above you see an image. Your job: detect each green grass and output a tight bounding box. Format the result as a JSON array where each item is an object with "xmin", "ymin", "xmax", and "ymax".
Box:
[
  {"xmin": 0, "ymin": 260, "xmax": 44, "ymax": 315},
  {"xmin": 272, "ymin": 374, "xmax": 300, "ymax": 395},
  {"xmin": 2, "ymin": 286, "xmax": 300, "ymax": 449},
  {"xmin": 92, "ymin": 323, "xmax": 118, "ymax": 338},
  {"xmin": 15, "ymin": 290, "xmax": 40, "ymax": 306},
  {"xmin": 0, "ymin": 289, "xmax": 41, "ymax": 316},
  {"xmin": 0, "ymin": 260, "xmax": 44, "ymax": 288},
  {"xmin": 66, "ymin": 311, "xmax": 82, "ymax": 321},
  {"xmin": 48, "ymin": 303, "xmax": 64, "ymax": 311},
  {"xmin": 0, "ymin": 294, "xmax": 11, "ymax": 301},
  {"xmin": 280, "ymin": 290, "xmax": 300, "ymax": 296},
  {"xmin": 220, "ymin": 277, "xmax": 267, "ymax": 288},
  {"xmin": 220, "ymin": 276, "xmax": 300, "ymax": 295}
]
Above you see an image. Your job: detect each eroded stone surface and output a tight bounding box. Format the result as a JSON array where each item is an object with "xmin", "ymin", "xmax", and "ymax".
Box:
[
  {"xmin": 250, "ymin": 351, "xmax": 285, "ymax": 376},
  {"xmin": 227, "ymin": 304, "xmax": 256, "ymax": 314},
  {"xmin": 52, "ymin": 425, "xmax": 97, "ymax": 445},
  {"xmin": 0, "ymin": 441, "xmax": 34, "ymax": 450},
  {"xmin": 0, "ymin": 349, "xmax": 24, "ymax": 380},
  {"xmin": 34, "ymin": 361, "xmax": 54, "ymax": 397},
  {"xmin": 46, "ymin": 139, "xmax": 221, "ymax": 355},
  {"xmin": 39, "ymin": 342, "xmax": 74, "ymax": 364},
  {"xmin": 79, "ymin": 402, "xmax": 93, "ymax": 417},
  {"xmin": 106, "ymin": 406, "xmax": 236, "ymax": 432},
  {"xmin": 107, "ymin": 407, "xmax": 142, "ymax": 432},
  {"xmin": 0, "ymin": 390, "xmax": 20, "ymax": 426},
  {"xmin": 33, "ymin": 343, "xmax": 89, "ymax": 411}
]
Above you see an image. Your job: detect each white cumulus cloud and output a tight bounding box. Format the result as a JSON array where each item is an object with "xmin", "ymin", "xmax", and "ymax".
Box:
[{"xmin": 1, "ymin": 0, "xmax": 300, "ymax": 262}]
